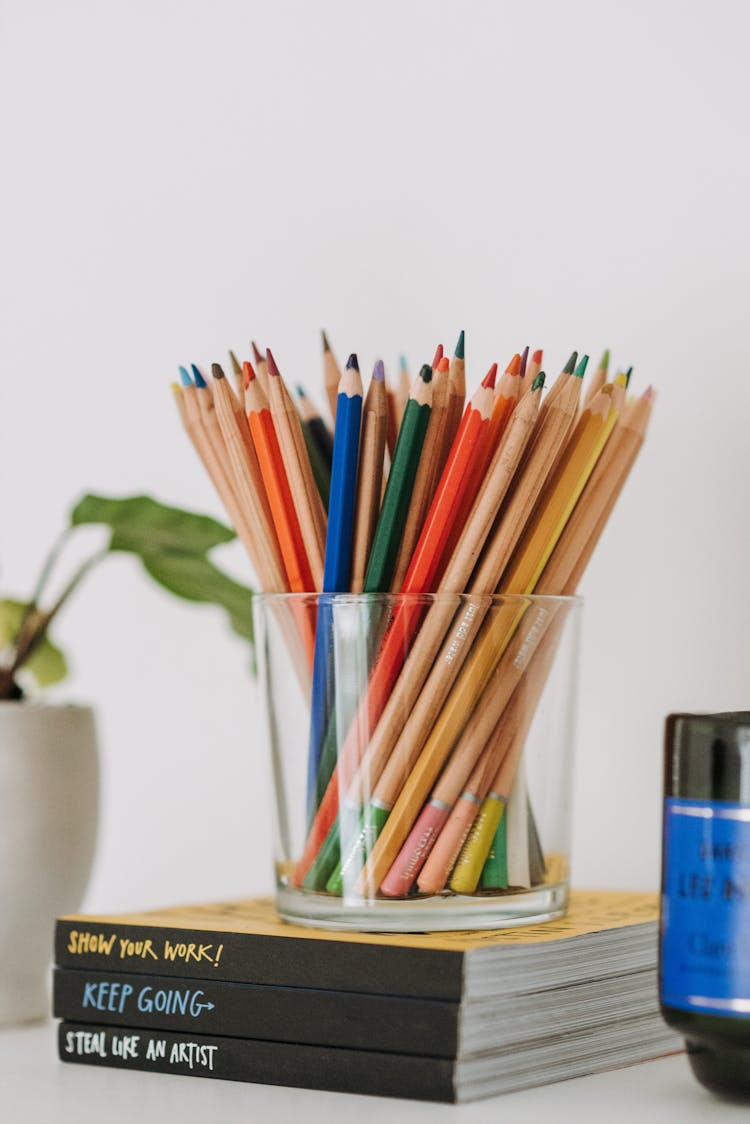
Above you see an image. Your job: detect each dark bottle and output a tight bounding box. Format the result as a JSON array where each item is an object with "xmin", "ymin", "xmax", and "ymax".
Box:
[{"xmin": 661, "ymin": 712, "xmax": 750, "ymax": 1098}]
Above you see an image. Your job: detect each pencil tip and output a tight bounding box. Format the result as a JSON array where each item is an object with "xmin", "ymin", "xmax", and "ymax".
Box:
[
  {"xmin": 531, "ymin": 370, "xmax": 546, "ymax": 391},
  {"xmin": 178, "ymin": 365, "xmax": 193, "ymax": 387},
  {"xmin": 373, "ymin": 359, "xmax": 385, "ymax": 382},
  {"xmin": 454, "ymin": 330, "xmax": 465, "ymax": 360},
  {"xmin": 296, "ymin": 382, "xmax": 306, "ymax": 397},
  {"xmin": 251, "ymin": 340, "xmax": 264, "ymax": 366},
  {"xmin": 599, "ymin": 348, "xmax": 610, "ymax": 373},
  {"xmin": 574, "ymin": 354, "xmax": 589, "ymax": 378},
  {"xmin": 519, "ymin": 346, "xmax": 529, "ymax": 379},
  {"xmin": 229, "ymin": 349, "xmax": 242, "ymax": 375},
  {"xmin": 399, "ymin": 354, "xmax": 408, "ymax": 373},
  {"xmin": 614, "ymin": 371, "xmax": 628, "ymax": 387},
  {"xmin": 482, "ymin": 363, "xmax": 498, "ymax": 389},
  {"xmin": 562, "ymin": 352, "xmax": 578, "ymax": 375},
  {"xmin": 643, "ymin": 385, "xmax": 655, "ymax": 401},
  {"xmin": 625, "ymin": 365, "xmax": 634, "ymax": 387},
  {"xmin": 346, "ymin": 353, "xmax": 359, "ymax": 372},
  {"xmin": 191, "ymin": 364, "xmax": 207, "ymax": 389},
  {"xmin": 432, "ymin": 343, "xmax": 443, "ymax": 369},
  {"xmin": 437, "ymin": 356, "xmax": 449, "ymax": 373},
  {"xmin": 266, "ymin": 349, "xmax": 280, "ymax": 378},
  {"xmin": 321, "ymin": 329, "xmax": 331, "ymax": 353},
  {"xmin": 211, "ymin": 363, "xmax": 226, "ymax": 381},
  {"xmin": 243, "ymin": 361, "xmax": 256, "ymax": 389},
  {"xmin": 419, "ymin": 363, "xmax": 433, "ymax": 383},
  {"xmin": 532, "ymin": 349, "xmax": 543, "ymax": 365},
  {"xmin": 506, "ymin": 353, "xmax": 521, "ymax": 376}
]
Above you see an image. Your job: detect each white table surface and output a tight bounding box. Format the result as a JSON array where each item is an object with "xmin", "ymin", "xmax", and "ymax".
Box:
[{"xmin": 1, "ymin": 1022, "xmax": 747, "ymax": 1124}]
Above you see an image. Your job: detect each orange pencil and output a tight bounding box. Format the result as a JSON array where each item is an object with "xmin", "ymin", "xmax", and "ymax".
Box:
[{"xmin": 244, "ymin": 362, "xmax": 314, "ymax": 594}]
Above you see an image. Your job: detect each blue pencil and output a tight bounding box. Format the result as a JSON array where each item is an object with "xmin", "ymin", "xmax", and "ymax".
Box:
[{"xmin": 306, "ymin": 354, "xmax": 363, "ymax": 808}]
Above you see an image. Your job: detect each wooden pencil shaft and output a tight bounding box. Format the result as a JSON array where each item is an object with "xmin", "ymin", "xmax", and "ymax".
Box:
[
  {"xmin": 390, "ymin": 363, "xmax": 450, "ymax": 591},
  {"xmin": 363, "ymin": 376, "xmax": 433, "ymax": 593},
  {"xmin": 468, "ymin": 376, "xmax": 582, "ymax": 596},
  {"xmin": 211, "ymin": 378, "xmax": 288, "ymax": 592},
  {"xmin": 323, "ymin": 342, "xmax": 342, "ymax": 425},
  {"xmin": 349, "ymin": 376, "xmax": 387, "ymax": 594},
  {"xmin": 268, "ymin": 370, "xmax": 327, "ymax": 589},
  {"xmin": 246, "ymin": 378, "xmax": 314, "ymax": 594}
]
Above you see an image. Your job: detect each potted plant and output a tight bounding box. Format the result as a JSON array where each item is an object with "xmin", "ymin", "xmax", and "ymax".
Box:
[{"xmin": 0, "ymin": 494, "xmax": 254, "ymax": 1024}]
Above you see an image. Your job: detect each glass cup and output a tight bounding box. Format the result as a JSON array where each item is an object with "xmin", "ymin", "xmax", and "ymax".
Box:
[{"xmin": 253, "ymin": 592, "xmax": 581, "ymax": 932}]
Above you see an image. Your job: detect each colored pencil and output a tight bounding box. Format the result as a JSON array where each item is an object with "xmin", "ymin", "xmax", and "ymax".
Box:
[
  {"xmin": 306, "ymin": 355, "xmax": 364, "ymax": 801},
  {"xmin": 251, "ymin": 341, "xmax": 270, "ymax": 394},
  {"xmin": 443, "ymin": 331, "xmax": 466, "ymax": 463},
  {"xmin": 229, "ymin": 350, "xmax": 246, "ymax": 402},
  {"xmin": 583, "ymin": 349, "xmax": 609, "ymax": 407},
  {"xmin": 362, "ymin": 365, "xmax": 434, "ymax": 594},
  {"xmin": 266, "ymin": 349, "xmax": 327, "ymax": 589},
  {"xmin": 321, "ymin": 330, "xmax": 342, "ymax": 426},
  {"xmin": 389, "ymin": 354, "xmax": 450, "ymax": 592},
  {"xmin": 349, "ymin": 360, "xmax": 388, "ymax": 593},
  {"xmin": 244, "ymin": 363, "xmax": 314, "ymax": 595},
  {"xmin": 295, "ymin": 386, "xmax": 332, "ymax": 509}
]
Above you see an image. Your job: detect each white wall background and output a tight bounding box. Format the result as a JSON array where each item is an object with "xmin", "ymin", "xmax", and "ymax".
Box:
[{"xmin": 2, "ymin": 0, "xmax": 749, "ymax": 912}]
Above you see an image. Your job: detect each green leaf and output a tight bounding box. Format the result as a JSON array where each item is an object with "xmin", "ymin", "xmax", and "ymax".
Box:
[
  {"xmin": 71, "ymin": 494, "xmax": 236, "ymax": 556},
  {"xmin": 0, "ymin": 599, "xmax": 68, "ymax": 688},
  {"xmin": 137, "ymin": 551, "xmax": 254, "ymax": 649}
]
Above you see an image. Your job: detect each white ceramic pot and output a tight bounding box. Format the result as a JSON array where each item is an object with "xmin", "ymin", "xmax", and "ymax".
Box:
[{"xmin": 0, "ymin": 703, "xmax": 98, "ymax": 1024}]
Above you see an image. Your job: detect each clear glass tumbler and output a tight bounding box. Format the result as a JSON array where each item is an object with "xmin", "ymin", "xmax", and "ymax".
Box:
[{"xmin": 253, "ymin": 592, "xmax": 581, "ymax": 932}]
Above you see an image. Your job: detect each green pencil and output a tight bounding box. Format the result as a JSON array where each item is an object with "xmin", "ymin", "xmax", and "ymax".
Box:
[{"xmin": 363, "ymin": 364, "xmax": 434, "ymax": 593}]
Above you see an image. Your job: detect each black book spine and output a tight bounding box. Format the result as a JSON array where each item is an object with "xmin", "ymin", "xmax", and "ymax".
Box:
[
  {"xmin": 54, "ymin": 921, "xmax": 464, "ymax": 1000},
  {"xmin": 53, "ymin": 968, "xmax": 460, "ymax": 1057},
  {"xmin": 58, "ymin": 1022, "xmax": 457, "ymax": 1102}
]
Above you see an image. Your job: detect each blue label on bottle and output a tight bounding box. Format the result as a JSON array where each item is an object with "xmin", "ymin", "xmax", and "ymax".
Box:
[{"xmin": 661, "ymin": 797, "xmax": 750, "ymax": 1018}]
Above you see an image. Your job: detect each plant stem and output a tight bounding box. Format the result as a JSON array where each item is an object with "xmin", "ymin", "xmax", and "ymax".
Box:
[
  {"xmin": 28, "ymin": 526, "xmax": 73, "ymax": 608},
  {"xmin": 10, "ymin": 548, "xmax": 108, "ymax": 678}
]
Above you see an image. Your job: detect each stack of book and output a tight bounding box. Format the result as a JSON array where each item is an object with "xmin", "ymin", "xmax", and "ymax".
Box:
[{"xmin": 54, "ymin": 890, "xmax": 680, "ymax": 1103}]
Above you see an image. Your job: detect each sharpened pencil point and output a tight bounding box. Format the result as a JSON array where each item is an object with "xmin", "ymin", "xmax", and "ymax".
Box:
[
  {"xmin": 432, "ymin": 343, "xmax": 443, "ymax": 369},
  {"xmin": 482, "ymin": 363, "xmax": 498, "ymax": 389},
  {"xmin": 437, "ymin": 356, "xmax": 449, "ymax": 373},
  {"xmin": 373, "ymin": 359, "xmax": 385, "ymax": 382},
  {"xmin": 178, "ymin": 365, "xmax": 192, "ymax": 387},
  {"xmin": 296, "ymin": 383, "xmax": 306, "ymax": 397},
  {"xmin": 244, "ymin": 361, "xmax": 256, "ymax": 389},
  {"xmin": 321, "ymin": 330, "xmax": 331, "ymax": 353},
  {"xmin": 562, "ymin": 352, "xmax": 578, "ymax": 375},
  {"xmin": 419, "ymin": 363, "xmax": 433, "ymax": 383},
  {"xmin": 643, "ymin": 385, "xmax": 655, "ymax": 401},
  {"xmin": 266, "ymin": 349, "xmax": 281, "ymax": 378},
  {"xmin": 574, "ymin": 355, "xmax": 589, "ymax": 378},
  {"xmin": 532, "ymin": 349, "xmax": 543, "ymax": 365},
  {"xmin": 399, "ymin": 354, "xmax": 408, "ymax": 373},
  {"xmin": 599, "ymin": 349, "xmax": 610, "ymax": 374},
  {"xmin": 531, "ymin": 371, "xmax": 546, "ymax": 391},
  {"xmin": 519, "ymin": 346, "xmax": 529, "ymax": 379},
  {"xmin": 229, "ymin": 349, "xmax": 242, "ymax": 376},
  {"xmin": 625, "ymin": 365, "xmax": 634, "ymax": 387},
  {"xmin": 211, "ymin": 363, "xmax": 226, "ymax": 381},
  {"xmin": 455, "ymin": 330, "xmax": 465, "ymax": 360},
  {"xmin": 251, "ymin": 341, "xmax": 263, "ymax": 366},
  {"xmin": 191, "ymin": 364, "xmax": 207, "ymax": 389},
  {"xmin": 614, "ymin": 371, "xmax": 628, "ymax": 388},
  {"xmin": 506, "ymin": 354, "xmax": 521, "ymax": 377},
  {"xmin": 346, "ymin": 353, "xmax": 359, "ymax": 372}
]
